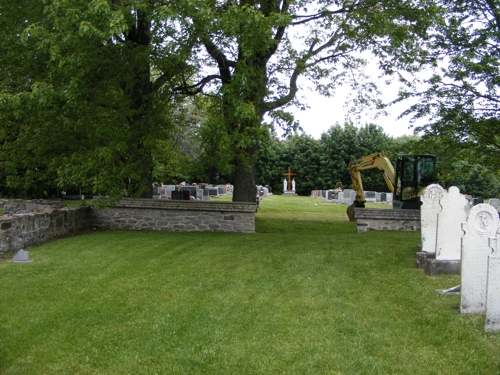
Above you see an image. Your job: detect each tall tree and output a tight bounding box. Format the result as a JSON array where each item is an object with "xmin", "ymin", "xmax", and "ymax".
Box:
[
  {"xmin": 181, "ymin": 0, "xmax": 440, "ymax": 202},
  {"xmin": 400, "ymin": 0, "xmax": 500, "ymax": 169},
  {"xmin": 0, "ymin": 0, "xmax": 194, "ymax": 198}
]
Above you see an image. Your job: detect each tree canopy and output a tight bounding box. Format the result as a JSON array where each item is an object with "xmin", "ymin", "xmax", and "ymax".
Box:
[
  {"xmin": 0, "ymin": 0, "xmax": 196, "ymax": 198},
  {"xmin": 400, "ymin": 0, "xmax": 500, "ymax": 170}
]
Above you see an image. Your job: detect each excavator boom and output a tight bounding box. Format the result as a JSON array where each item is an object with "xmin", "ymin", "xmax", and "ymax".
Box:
[
  {"xmin": 346, "ymin": 152, "xmax": 436, "ymax": 221},
  {"xmin": 348, "ymin": 152, "xmax": 395, "ymax": 205}
]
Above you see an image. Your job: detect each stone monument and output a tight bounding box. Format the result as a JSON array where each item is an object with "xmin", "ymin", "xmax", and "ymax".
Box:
[
  {"xmin": 282, "ymin": 167, "xmax": 297, "ymax": 196},
  {"xmin": 461, "ymin": 204, "xmax": 500, "ymax": 314},
  {"xmin": 420, "ymin": 184, "xmax": 446, "ymax": 254},
  {"xmin": 436, "ymin": 186, "xmax": 471, "ymax": 261},
  {"xmin": 486, "ymin": 234, "xmax": 500, "ymax": 331}
]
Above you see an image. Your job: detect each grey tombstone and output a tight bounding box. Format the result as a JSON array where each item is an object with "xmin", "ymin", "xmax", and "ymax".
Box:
[
  {"xmin": 420, "ymin": 184, "xmax": 446, "ymax": 254},
  {"xmin": 218, "ymin": 187, "xmax": 225, "ymax": 195},
  {"xmin": 209, "ymin": 188, "xmax": 219, "ymax": 197},
  {"xmin": 365, "ymin": 191, "xmax": 376, "ymax": 203},
  {"xmin": 489, "ymin": 198, "xmax": 499, "ymax": 209},
  {"xmin": 375, "ymin": 192, "xmax": 382, "ymax": 203},
  {"xmin": 337, "ymin": 191, "xmax": 344, "ymax": 202},
  {"xmin": 263, "ymin": 187, "xmax": 269, "ymax": 196},
  {"xmin": 486, "ymin": 235, "xmax": 500, "ymax": 331},
  {"xmin": 436, "ymin": 186, "xmax": 471, "ymax": 261},
  {"xmin": 162, "ymin": 185, "xmax": 176, "ymax": 197},
  {"xmin": 327, "ymin": 191, "xmax": 333, "ymax": 201},
  {"xmin": 203, "ymin": 188, "xmax": 210, "ymax": 200},
  {"xmin": 196, "ymin": 189, "xmax": 204, "ymax": 200},
  {"xmin": 461, "ymin": 204, "xmax": 500, "ymax": 314},
  {"xmin": 12, "ymin": 249, "xmax": 31, "ymax": 262}
]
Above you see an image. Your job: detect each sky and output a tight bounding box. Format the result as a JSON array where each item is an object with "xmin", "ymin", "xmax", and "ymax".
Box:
[
  {"xmin": 289, "ymin": 90, "xmax": 419, "ymax": 140},
  {"xmin": 284, "ymin": 53, "xmax": 430, "ymax": 140}
]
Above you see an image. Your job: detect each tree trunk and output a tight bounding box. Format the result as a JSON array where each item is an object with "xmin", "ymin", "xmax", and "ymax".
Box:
[
  {"xmin": 232, "ymin": 140, "xmax": 260, "ymax": 202},
  {"xmin": 232, "ymin": 159, "xmax": 257, "ymax": 203}
]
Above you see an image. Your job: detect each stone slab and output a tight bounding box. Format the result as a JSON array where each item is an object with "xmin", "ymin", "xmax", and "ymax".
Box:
[
  {"xmin": 424, "ymin": 259, "xmax": 461, "ymax": 276},
  {"xmin": 436, "ymin": 186, "xmax": 471, "ymax": 261},
  {"xmin": 461, "ymin": 204, "xmax": 500, "ymax": 314},
  {"xmin": 420, "ymin": 184, "xmax": 446, "ymax": 254},
  {"xmin": 486, "ymin": 237, "xmax": 500, "ymax": 331}
]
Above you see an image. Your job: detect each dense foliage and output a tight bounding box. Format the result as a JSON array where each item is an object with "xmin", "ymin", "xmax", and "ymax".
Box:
[
  {"xmin": 400, "ymin": 0, "xmax": 500, "ymax": 171},
  {"xmin": 256, "ymin": 123, "xmax": 396, "ymax": 195}
]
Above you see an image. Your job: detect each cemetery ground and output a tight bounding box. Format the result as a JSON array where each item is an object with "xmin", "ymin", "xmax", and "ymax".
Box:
[{"xmin": 1, "ymin": 196, "xmax": 499, "ymax": 374}]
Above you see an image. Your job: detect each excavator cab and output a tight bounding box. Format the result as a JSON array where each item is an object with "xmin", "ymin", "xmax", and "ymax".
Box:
[{"xmin": 393, "ymin": 154, "xmax": 436, "ymax": 209}]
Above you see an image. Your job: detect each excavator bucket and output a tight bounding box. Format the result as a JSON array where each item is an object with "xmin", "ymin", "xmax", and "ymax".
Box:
[{"xmin": 347, "ymin": 200, "xmax": 365, "ymax": 222}]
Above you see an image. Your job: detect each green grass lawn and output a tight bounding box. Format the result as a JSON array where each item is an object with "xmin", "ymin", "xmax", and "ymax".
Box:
[{"xmin": 1, "ymin": 195, "xmax": 498, "ymax": 374}]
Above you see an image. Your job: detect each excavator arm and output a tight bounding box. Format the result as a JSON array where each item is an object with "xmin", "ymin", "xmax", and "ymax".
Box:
[{"xmin": 347, "ymin": 152, "xmax": 396, "ymax": 221}]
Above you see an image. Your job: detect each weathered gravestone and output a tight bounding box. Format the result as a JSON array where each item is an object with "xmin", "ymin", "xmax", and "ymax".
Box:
[
  {"xmin": 461, "ymin": 204, "xmax": 500, "ymax": 314},
  {"xmin": 436, "ymin": 186, "xmax": 471, "ymax": 261},
  {"xmin": 420, "ymin": 184, "xmax": 446, "ymax": 254},
  {"xmin": 375, "ymin": 192, "xmax": 382, "ymax": 203},
  {"xmin": 486, "ymin": 234, "xmax": 500, "ymax": 331},
  {"xmin": 203, "ymin": 188, "xmax": 210, "ymax": 200}
]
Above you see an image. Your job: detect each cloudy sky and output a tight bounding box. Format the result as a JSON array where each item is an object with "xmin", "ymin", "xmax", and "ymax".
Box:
[{"xmin": 289, "ymin": 90, "xmax": 420, "ymax": 139}]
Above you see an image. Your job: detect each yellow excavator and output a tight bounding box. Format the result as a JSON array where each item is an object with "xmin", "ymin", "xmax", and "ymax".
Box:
[{"xmin": 346, "ymin": 152, "xmax": 436, "ymax": 221}]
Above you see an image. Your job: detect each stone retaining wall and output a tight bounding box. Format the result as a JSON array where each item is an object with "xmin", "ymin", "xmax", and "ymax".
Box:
[
  {"xmin": 91, "ymin": 199, "xmax": 257, "ymax": 233},
  {"xmin": 3, "ymin": 199, "xmax": 64, "ymax": 215},
  {"xmin": 0, "ymin": 206, "xmax": 91, "ymax": 254},
  {"xmin": 354, "ymin": 208, "xmax": 420, "ymax": 233},
  {"xmin": 0, "ymin": 199, "xmax": 258, "ymax": 254}
]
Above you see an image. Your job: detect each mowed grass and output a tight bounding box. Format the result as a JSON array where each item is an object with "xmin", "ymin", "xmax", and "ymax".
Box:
[{"xmin": 0, "ymin": 196, "xmax": 499, "ymax": 374}]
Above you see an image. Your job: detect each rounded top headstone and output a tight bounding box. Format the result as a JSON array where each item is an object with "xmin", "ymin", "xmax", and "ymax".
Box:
[
  {"xmin": 421, "ymin": 184, "xmax": 446, "ymax": 211},
  {"xmin": 465, "ymin": 203, "xmax": 500, "ymax": 237}
]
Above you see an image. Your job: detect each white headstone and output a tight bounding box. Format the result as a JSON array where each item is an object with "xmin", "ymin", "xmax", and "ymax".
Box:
[
  {"xmin": 461, "ymin": 204, "xmax": 500, "ymax": 314},
  {"xmin": 486, "ymin": 235, "xmax": 500, "ymax": 331},
  {"xmin": 420, "ymin": 184, "xmax": 446, "ymax": 254},
  {"xmin": 436, "ymin": 186, "xmax": 471, "ymax": 261}
]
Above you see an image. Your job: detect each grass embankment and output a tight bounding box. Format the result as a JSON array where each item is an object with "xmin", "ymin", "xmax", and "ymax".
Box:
[{"xmin": 0, "ymin": 195, "xmax": 498, "ymax": 374}]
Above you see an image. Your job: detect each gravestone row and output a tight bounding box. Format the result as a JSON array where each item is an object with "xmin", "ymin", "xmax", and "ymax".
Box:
[
  {"xmin": 310, "ymin": 189, "xmax": 393, "ymax": 206},
  {"xmin": 152, "ymin": 183, "xmax": 235, "ymax": 200},
  {"xmin": 419, "ymin": 184, "xmax": 500, "ymax": 331}
]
